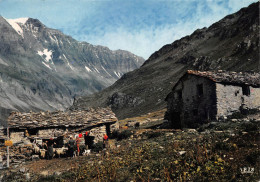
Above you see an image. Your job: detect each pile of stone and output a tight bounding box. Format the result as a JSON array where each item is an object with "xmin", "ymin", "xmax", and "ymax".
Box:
[
  {"xmin": 7, "ymin": 107, "xmax": 118, "ymax": 129},
  {"xmin": 0, "ymin": 145, "xmax": 31, "ymax": 167},
  {"xmin": 187, "ymin": 70, "xmax": 260, "ymax": 87}
]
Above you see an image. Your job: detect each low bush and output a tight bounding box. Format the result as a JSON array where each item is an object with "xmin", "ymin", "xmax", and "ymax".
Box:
[
  {"xmin": 214, "ymin": 142, "xmax": 232, "ymax": 151},
  {"xmin": 111, "ymin": 130, "xmax": 132, "ymax": 141},
  {"xmin": 144, "ymin": 131, "xmax": 162, "ymax": 139},
  {"xmin": 92, "ymin": 141, "xmax": 103, "ymax": 153},
  {"xmin": 246, "ymin": 150, "xmax": 260, "ymax": 165},
  {"xmin": 241, "ymin": 122, "xmax": 258, "ymax": 132}
]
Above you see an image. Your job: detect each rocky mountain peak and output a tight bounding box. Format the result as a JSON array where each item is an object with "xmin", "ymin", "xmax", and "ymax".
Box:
[{"xmin": 0, "ymin": 16, "xmax": 145, "ymax": 125}]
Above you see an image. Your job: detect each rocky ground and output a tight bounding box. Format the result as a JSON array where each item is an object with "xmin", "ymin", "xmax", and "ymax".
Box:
[{"xmin": 0, "ymin": 110, "xmax": 259, "ymax": 181}]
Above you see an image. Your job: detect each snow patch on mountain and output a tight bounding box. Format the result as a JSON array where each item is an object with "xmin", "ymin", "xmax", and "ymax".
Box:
[
  {"xmin": 101, "ymin": 65, "xmax": 112, "ymax": 77},
  {"xmin": 4, "ymin": 17, "xmax": 28, "ymax": 38},
  {"xmin": 94, "ymin": 67, "xmax": 100, "ymax": 73},
  {"xmin": 85, "ymin": 66, "xmax": 92, "ymax": 72},
  {"xmin": 0, "ymin": 57, "xmax": 8, "ymax": 66},
  {"xmin": 37, "ymin": 49, "xmax": 53, "ymax": 63},
  {"xmin": 49, "ymin": 33, "xmax": 59, "ymax": 45},
  {"xmin": 27, "ymin": 23, "xmax": 39, "ymax": 39},
  {"xmin": 114, "ymin": 71, "xmax": 121, "ymax": 78},
  {"xmin": 95, "ymin": 53, "xmax": 99, "ymax": 59},
  {"xmin": 37, "ymin": 49, "xmax": 56, "ymax": 70},
  {"xmin": 42, "ymin": 61, "xmax": 52, "ymax": 70},
  {"xmin": 63, "ymin": 54, "xmax": 74, "ymax": 70}
]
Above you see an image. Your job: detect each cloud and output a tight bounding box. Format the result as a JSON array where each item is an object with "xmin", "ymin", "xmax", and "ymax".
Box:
[
  {"xmin": 76, "ymin": 0, "xmax": 256, "ymax": 59},
  {"xmin": 82, "ymin": 24, "xmax": 196, "ymax": 59},
  {"xmin": 228, "ymin": 0, "xmax": 256, "ymax": 11}
]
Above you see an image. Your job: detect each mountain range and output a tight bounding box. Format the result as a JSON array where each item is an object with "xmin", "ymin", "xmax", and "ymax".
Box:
[
  {"xmin": 0, "ymin": 16, "xmax": 144, "ymax": 125},
  {"xmin": 71, "ymin": 2, "xmax": 259, "ymax": 119}
]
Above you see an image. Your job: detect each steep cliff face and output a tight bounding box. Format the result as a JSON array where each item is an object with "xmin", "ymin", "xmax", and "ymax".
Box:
[
  {"xmin": 72, "ymin": 2, "xmax": 259, "ymax": 119},
  {"xmin": 0, "ymin": 16, "xmax": 144, "ymax": 124}
]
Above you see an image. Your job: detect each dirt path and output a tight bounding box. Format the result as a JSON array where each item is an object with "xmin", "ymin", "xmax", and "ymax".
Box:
[{"xmin": 25, "ymin": 156, "xmax": 90, "ymax": 176}]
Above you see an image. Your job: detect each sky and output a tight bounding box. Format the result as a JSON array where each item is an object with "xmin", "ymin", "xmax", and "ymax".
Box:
[{"xmin": 0, "ymin": 0, "xmax": 256, "ymax": 59}]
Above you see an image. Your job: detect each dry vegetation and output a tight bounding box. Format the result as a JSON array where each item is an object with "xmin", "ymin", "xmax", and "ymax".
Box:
[
  {"xmin": 1, "ymin": 111, "xmax": 259, "ymax": 182},
  {"xmin": 118, "ymin": 109, "xmax": 166, "ymax": 128}
]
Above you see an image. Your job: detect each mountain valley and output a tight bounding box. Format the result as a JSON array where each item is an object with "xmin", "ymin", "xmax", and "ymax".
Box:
[
  {"xmin": 72, "ymin": 2, "xmax": 259, "ymax": 120},
  {"xmin": 0, "ymin": 17, "xmax": 144, "ymax": 125}
]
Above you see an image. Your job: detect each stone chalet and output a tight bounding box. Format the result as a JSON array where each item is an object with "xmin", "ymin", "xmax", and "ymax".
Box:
[
  {"xmin": 0, "ymin": 107, "xmax": 119, "ymax": 144},
  {"xmin": 165, "ymin": 70, "xmax": 260, "ymax": 128}
]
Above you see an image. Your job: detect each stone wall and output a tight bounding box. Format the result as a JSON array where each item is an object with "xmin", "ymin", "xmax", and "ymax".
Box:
[
  {"xmin": 110, "ymin": 121, "xmax": 119, "ymax": 132},
  {"xmin": 88, "ymin": 126, "xmax": 106, "ymax": 144},
  {"xmin": 37, "ymin": 128, "xmax": 66, "ymax": 138},
  {"xmin": 79, "ymin": 122, "xmax": 119, "ymax": 144},
  {"xmin": 216, "ymin": 84, "xmax": 260, "ymax": 118},
  {"xmin": 10, "ymin": 132, "xmax": 24, "ymax": 144},
  {"xmin": 166, "ymin": 75, "xmax": 217, "ymax": 128},
  {"xmin": 181, "ymin": 75, "xmax": 217, "ymax": 127}
]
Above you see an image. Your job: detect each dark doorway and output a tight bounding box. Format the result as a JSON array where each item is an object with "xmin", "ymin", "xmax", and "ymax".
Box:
[
  {"xmin": 55, "ymin": 136, "xmax": 64, "ymax": 148},
  {"xmin": 170, "ymin": 112, "xmax": 181, "ymax": 129},
  {"xmin": 197, "ymin": 84, "xmax": 204, "ymax": 96},
  {"xmin": 84, "ymin": 135, "xmax": 94, "ymax": 149}
]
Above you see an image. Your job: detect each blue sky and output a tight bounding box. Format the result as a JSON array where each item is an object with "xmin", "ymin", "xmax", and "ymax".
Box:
[{"xmin": 0, "ymin": 0, "xmax": 256, "ymax": 59}]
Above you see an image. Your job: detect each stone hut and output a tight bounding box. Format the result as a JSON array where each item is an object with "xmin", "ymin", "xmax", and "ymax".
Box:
[
  {"xmin": 165, "ymin": 70, "xmax": 260, "ymax": 128},
  {"xmin": 3, "ymin": 107, "xmax": 119, "ymax": 144}
]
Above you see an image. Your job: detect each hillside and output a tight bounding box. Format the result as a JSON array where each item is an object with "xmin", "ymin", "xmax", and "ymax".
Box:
[
  {"xmin": 72, "ymin": 2, "xmax": 259, "ymax": 119},
  {"xmin": 2, "ymin": 111, "xmax": 259, "ymax": 181},
  {"xmin": 0, "ymin": 17, "xmax": 144, "ymax": 125}
]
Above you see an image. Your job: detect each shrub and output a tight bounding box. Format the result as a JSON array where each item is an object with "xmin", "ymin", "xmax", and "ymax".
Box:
[
  {"xmin": 110, "ymin": 130, "xmax": 119, "ymax": 139},
  {"xmin": 110, "ymin": 130, "xmax": 133, "ymax": 141},
  {"xmin": 36, "ymin": 175, "xmax": 61, "ymax": 182},
  {"xmin": 92, "ymin": 141, "xmax": 104, "ymax": 153},
  {"xmin": 145, "ymin": 131, "xmax": 162, "ymax": 139},
  {"xmin": 246, "ymin": 150, "xmax": 260, "ymax": 165},
  {"xmin": 229, "ymin": 112, "xmax": 244, "ymax": 119},
  {"xmin": 119, "ymin": 130, "xmax": 132, "ymax": 140},
  {"xmin": 214, "ymin": 142, "xmax": 231, "ymax": 151},
  {"xmin": 241, "ymin": 122, "xmax": 258, "ymax": 132}
]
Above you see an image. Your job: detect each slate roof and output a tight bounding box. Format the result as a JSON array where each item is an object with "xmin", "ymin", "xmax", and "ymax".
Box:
[
  {"xmin": 187, "ymin": 70, "xmax": 260, "ymax": 87},
  {"xmin": 7, "ymin": 107, "xmax": 117, "ymax": 129}
]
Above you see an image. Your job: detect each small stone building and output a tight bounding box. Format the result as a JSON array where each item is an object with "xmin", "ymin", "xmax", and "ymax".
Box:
[
  {"xmin": 3, "ymin": 107, "xmax": 119, "ymax": 144},
  {"xmin": 165, "ymin": 70, "xmax": 260, "ymax": 128}
]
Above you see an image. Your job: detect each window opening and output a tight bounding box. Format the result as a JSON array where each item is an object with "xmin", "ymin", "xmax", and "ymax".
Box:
[
  {"xmin": 197, "ymin": 84, "xmax": 203, "ymax": 96},
  {"xmin": 242, "ymin": 85, "xmax": 250, "ymax": 96}
]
